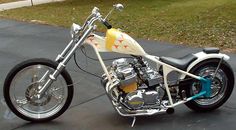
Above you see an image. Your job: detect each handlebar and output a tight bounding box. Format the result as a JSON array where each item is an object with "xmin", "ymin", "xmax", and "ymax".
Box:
[
  {"xmin": 102, "ymin": 20, "xmax": 112, "ymax": 29},
  {"xmin": 81, "ymin": 7, "xmax": 113, "ymax": 31}
]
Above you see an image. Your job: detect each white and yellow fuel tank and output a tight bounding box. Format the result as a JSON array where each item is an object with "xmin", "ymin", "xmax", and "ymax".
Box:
[{"xmin": 85, "ymin": 28, "xmax": 146, "ymax": 56}]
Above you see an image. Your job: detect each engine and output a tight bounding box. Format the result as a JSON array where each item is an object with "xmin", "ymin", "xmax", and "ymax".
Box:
[{"xmin": 101, "ymin": 57, "xmax": 165, "ymax": 110}]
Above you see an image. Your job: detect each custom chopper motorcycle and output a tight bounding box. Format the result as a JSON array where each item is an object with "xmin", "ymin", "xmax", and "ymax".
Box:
[{"xmin": 3, "ymin": 4, "xmax": 235, "ymax": 127}]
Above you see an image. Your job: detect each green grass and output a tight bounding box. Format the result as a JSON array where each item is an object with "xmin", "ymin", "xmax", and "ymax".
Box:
[
  {"xmin": 0, "ymin": 0, "xmax": 235, "ymax": 52},
  {"xmin": 0, "ymin": 0, "xmax": 21, "ymax": 4}
]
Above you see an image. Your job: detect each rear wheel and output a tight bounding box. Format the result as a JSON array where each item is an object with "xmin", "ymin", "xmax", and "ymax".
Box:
[
  {"xmin": 185, "ymin": 59, "xmax": 234, "ymax": 112},
  {"xmin": 4, "ymin": 58, "xmax": 74, "ymax": 122}
]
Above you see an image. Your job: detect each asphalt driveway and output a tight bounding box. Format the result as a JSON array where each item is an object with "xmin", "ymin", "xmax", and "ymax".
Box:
[{"xmin": 0, "ymin": 19, "xmax": 236, "ymax": 130}]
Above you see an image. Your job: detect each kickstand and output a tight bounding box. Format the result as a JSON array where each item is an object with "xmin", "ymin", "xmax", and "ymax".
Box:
[{"xmin": 131, "ymin": 117, "xmax": 136, "ymax": 127}]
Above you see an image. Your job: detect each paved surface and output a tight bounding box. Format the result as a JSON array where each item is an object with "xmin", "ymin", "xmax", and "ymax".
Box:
[
  {"xmin": 0, "ymin": 19, "xmax": 236, "ymax": 130},
  {"xmin": 0, "ymin": 0, "xmax": 64, "ymax": 11}
]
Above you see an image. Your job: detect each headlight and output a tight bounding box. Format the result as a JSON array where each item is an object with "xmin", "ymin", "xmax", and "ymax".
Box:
[{"xmin": 70, "ymin": 23, "xmax": 82, "ymax": 38}]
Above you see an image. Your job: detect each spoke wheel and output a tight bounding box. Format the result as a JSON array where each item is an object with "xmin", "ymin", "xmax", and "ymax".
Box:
[{"xmin": 4, "ymin": 58, "xmax": 74, "ymax": 122}]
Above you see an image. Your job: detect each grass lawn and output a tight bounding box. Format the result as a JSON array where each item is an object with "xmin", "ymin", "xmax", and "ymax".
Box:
[
  {"xmin": 0, "ymin": 0, "xmax": 235, "ymax": 52},
  {"xmin": 0, "ymin": 0, "xmax": 22, "ymax": 4}
]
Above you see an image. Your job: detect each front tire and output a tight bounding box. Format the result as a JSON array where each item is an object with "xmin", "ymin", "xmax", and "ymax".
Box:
[
  {"xmin": 185, "ymin": 59, "xmax": 234, "ymax": 112},
  {"xmin": 4, "ymin": 58, "xmax": 74, "ymax": 122}
]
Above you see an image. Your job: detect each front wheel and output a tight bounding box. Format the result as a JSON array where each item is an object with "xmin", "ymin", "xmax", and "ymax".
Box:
[
  {"xmin": 4, "ymin": 58, "xmax": 74, "ymax": 122},
  {"xmin": 185, "ymin": 59, "xmax": 234, "ymax": 112}
]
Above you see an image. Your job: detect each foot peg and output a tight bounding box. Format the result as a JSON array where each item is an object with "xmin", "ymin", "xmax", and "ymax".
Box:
[{"xmin": 166, "ymin": 108, "xmax": 175, "ymax": 114}]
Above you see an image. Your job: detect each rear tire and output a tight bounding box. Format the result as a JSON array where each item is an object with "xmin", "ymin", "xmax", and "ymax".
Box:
[
  {"xmin": 4, "ymin": 58, "xmax": 74, "ymax": 122},
  {"xmin": 185, "ymin": 59, "xmax": 234, "ymax": 112}
]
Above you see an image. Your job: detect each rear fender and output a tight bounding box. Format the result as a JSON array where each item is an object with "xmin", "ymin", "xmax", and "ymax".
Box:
[{"xmin": 179, "ymin": 51, "xmax": 230, "ymax": 79}]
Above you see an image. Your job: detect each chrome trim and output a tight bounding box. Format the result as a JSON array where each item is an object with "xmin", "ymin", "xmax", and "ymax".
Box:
[
  {"xmin": 112, "ymin": 101, "xmax": 166, "ymax": 117},
  {"xmin": 38, "ymin": 25, "xmax": 94, "ymax": 95}
]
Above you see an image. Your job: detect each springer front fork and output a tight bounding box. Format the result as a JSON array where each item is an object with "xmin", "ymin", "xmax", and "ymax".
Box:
[{"xmin": 37, "ymin": 26, "xmax": 94, "ymax": 97}]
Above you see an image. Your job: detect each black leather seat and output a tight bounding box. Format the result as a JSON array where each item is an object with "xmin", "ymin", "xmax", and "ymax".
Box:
[
  {"xmin": 160, "ymin": 54, "xmax": 198, "ymax": 70},
  {"xmin": 203, "ymin": 47, "xmax": 220, "ymax": 54}
]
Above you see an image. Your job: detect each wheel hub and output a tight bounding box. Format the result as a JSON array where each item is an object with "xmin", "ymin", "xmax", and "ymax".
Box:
[
  {"xmin": 192, "ymin": 69, "xmax": 223, "ymax": 98},
  {"xmin": 25, "ymin": 82, "xmax": 51, "ymax": 106}
]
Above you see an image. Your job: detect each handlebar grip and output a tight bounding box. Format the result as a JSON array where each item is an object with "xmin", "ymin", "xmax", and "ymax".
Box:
[{"xmin": 102, "ymin": 20, "xmax": 112, "ymax": 29}]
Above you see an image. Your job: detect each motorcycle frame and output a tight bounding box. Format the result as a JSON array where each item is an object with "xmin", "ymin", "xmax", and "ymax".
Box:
[
  {"xmin": 88, "ymin": 43, "xmax": 211, "ymax": 108},
  {"xmin": 42, "ymin": 28, "xmax": 211, "ymax": 109},
  {"xmin": 37, "ymin": 14, "xmax": 212, "ymax": 109}
]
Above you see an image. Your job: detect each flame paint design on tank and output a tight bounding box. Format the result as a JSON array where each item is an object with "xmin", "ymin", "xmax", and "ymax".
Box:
[{"xmin": 86, "ymin": 28, "xmax": 146, "ymax": 56}]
